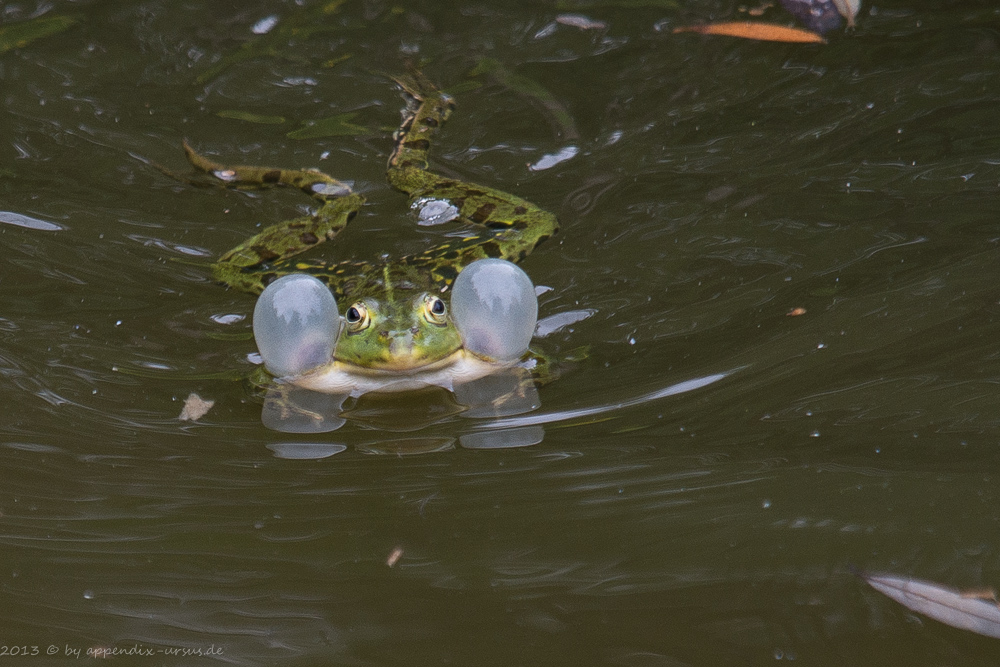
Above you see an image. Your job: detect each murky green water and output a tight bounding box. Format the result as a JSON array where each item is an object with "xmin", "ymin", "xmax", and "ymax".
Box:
[{"xmin": 2, "ymin": 0, "xmax": 1000, "ymax": 664}]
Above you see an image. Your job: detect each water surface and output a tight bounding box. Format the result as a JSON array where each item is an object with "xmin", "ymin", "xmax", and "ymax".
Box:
[{"xmin": 2, "ymin": 0, "xmax": 1000, "ymax": 664}]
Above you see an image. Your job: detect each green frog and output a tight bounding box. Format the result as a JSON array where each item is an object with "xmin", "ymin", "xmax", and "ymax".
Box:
[{"xmin": 186, "ymin": 72, "xmax": 558, "ymax": 397}]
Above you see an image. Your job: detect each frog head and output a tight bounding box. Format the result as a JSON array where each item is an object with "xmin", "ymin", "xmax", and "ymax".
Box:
[
  {"xmin": 333, "ymin": 293, "xmax": 463, "ymax": 372},
  {"xmin": 252, "ymin": 260, "xmax": 539, "ymax": 390}
]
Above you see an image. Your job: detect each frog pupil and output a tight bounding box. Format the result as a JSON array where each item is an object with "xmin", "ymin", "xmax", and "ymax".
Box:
[
  {"xmin": 431, "ymin": 299, "xmax": 445, "ymax": 315},
  {"xmin": 347, "ymin": 307, "xmax": 360, "ymax": 322}
]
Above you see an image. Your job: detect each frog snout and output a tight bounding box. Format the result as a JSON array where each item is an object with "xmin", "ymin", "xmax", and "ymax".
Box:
[{"xmin": 383, "ymin": 329, "xmax": 417, "ymax": 351}]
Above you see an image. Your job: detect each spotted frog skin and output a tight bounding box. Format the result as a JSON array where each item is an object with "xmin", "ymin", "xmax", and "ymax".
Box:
[{"xmin": 187, "ymin": 72, "xmax": 558, "ymax": 390}]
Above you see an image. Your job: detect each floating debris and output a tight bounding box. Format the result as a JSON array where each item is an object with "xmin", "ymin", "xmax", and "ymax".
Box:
[
  {"xmin": 786, "ymin": 307, "xmax": 807, "ymax": 316},
  {"xmin": 386, "ymin": 547, "xmax": 404, "ymax": 567},
  {"xmin": 178, "ymin": 392, "xmax": 214, "ymax": 421}
]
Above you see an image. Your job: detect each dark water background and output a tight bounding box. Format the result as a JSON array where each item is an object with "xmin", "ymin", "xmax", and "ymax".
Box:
[{"xmin": 3, "ymin": 0, "xmax": 1000, "ymax": 664}]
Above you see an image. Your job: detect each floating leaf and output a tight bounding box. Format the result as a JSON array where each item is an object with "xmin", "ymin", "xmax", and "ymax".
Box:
[
  {"xmin": 673, "ymin": 21, "xmax": 826, "ymax": 43},
  {"xmin": 470, "ymin": 58, "xmax": 579, "ymax": 141},
  {"xmin": 178, "ymin": 392, "xmax": 215, "ymax": 421},
  {"xmin": 0, "ymin": 15, "xmax": 77, "ymax": 54},
  {"xmin": 286, "ymin": 112, "xmax": 368, "ymax": 139},
  {"xmin": 217, "ymin": 110, "xmax": 286, "ymax": 125},
  {"xmin": 862, "ymin": 571, "xmax": 1000, "ymax": 639}
]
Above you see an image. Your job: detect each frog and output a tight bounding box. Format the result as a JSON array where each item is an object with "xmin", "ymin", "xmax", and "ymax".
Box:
[{"xmin": 185, "ymin": 71, "xmax": 559, "ymax": 398}]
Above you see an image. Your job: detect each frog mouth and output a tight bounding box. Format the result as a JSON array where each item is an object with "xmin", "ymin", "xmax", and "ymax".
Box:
[
  {"xmin": 294, "ymin": 348, "xmax": 507, "ymax": 396},
  {"xmin": 332, "ymin": 327, "xmax": 463, "ymax": 373},
  {"xmin": 334, "ymin": 349, "xmax": 465, "ymax": 375}
]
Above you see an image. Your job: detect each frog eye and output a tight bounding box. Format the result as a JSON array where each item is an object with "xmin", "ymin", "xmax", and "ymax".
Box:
[
  {"xmin": 423, "ymin": 295, "xmax": 448, "ymax": 325},
  {"xmin": 345, "ymin": 302, "xmax": 370, "ymax": 332}
]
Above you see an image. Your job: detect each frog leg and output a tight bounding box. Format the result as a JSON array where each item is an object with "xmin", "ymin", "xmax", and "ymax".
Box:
[
  {"xmin": 184, "ymin": 141, "xmax": 366, "ymax": 295},
  {"xmin": 386, "ymin": 73, "xmax": 558, "ymax": 286}
]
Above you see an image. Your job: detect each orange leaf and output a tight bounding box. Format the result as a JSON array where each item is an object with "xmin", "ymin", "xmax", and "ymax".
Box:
[{"xmin": 673, "ymin": 22, "xmax": 826, "ymax": 44}]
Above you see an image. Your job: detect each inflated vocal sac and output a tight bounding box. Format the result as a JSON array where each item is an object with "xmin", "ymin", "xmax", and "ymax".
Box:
[
  {"xmin": 253, "ymin": 274, "xmax": 340, "ymax": 377},
  {"xmin": 451, "ymin": 258, "xmax": 537, "ymax": 362}
]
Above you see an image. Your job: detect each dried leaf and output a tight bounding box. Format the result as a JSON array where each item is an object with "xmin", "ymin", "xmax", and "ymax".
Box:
[
  {"xmin": 673, "ymin": 21, "xmax": 826, "ymax": 43},
  {"xmin": 862, "ymin": 571, "xmax": 1000, "ymax": 639},
  {"xmin": 179, "ymin": 392, "xmax": 214, "ymax": 421}
]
